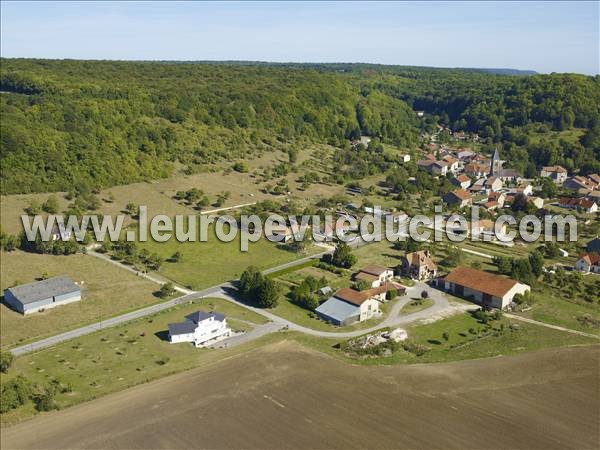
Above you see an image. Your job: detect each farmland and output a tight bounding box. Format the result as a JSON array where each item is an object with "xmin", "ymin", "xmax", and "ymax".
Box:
[
  {"xmin": 0, "ymin": 251, "xmax": 161, "ymax": 349},
  {"xmin": 2, "ymin": 341, "xmax": 598, "ymax": 449},
  {"xmin": 0, "ymin": 297, "xmax": 271, "ymax": 425}
]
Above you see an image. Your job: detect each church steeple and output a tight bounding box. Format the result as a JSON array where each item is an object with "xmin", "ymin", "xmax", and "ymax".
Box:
[{"xmin": 490, "ymin": 147, "xmax": 500, "ymax": 176}]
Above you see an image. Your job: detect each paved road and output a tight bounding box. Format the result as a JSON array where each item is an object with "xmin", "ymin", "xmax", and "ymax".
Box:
[
  {"xmin": 212, "ymin": 281, "xmax": 475, "ymax": 340},
  {"xmin": 9, "ymin": 249, "xmax": 332, "ymax": 356}
]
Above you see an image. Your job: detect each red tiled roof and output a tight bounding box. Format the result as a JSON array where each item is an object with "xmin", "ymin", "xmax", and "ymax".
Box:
[
  {"xmin": 542, "ymin": 165, "xmax": 567, "ymax": 173},
  {"xmin": 445, "ymin": 266, "xmax": 520, "ymax": 298},
  {"xmin": 579, "ymin": 253, "xmax": 600, "ymax": 266},
  {"xmin": 360, "ymin": 264, "xmax": 390, "ymax": 276},
  {"xmin": 453, "ymin": 189, "xmax": 472, "ymax": 200}
]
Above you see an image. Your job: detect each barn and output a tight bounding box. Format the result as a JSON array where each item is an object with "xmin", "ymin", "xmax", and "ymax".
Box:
[
  {"xmin": 4, "ymin": 276, "xmax": 82, "ymax": 314},
  {"xmin": 443, "ymin": 266, "xmax": 530, "ymax": 309}
]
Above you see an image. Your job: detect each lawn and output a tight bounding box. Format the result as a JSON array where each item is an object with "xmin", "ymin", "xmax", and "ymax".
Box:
[
  {"xmin": 515, "ymin": 286, "xmax": 600, "ymax": 336},
  {"xmin": 401, "ymin": 298, "xmax": 434, "ymax": 314},
  {"xmin": 135, "ymin": 225, "xmax": 321, "ymax": 290},
  {"xmin": 0, "ymin": 297, "xmax": 273, "ymax": 426},
  {"xmin": 0, "ymin": 251, "xmax": 163, "ymax": 349},
  {"xmin": 293, "ymin": 311, "xmax": 597, "ymax": 366}
]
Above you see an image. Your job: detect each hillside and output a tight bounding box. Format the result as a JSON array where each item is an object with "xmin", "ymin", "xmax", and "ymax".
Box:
[{"xmin": 1, "ymin": 59, "xmax": 599, "ymax": 194}]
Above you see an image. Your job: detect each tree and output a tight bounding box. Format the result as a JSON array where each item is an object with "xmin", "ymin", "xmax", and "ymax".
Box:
[
  {"xmin": 529, "ymin": 251, "xmax": 545, "ymax": 278},
  {"xmin": 196, "ymin": 196, "xmax": 210, "ymax": 210},
  {"xmin": 511, "ymin": 193, "xmax": 530, "ymax": 213},
  {"xmin": 354, "ymin": 280, "xmax": 371, "ymax": 291},
  {"xmin": 539, "ymin": 178, "xmax": 558, "ymax": 199},
  {"xmin": 42, "ymin": 195, "xmax": 60, "ymax": 214},
  {"xmin": 386, "ymin": 289, "xmax": 398, "ymax": 300},
  {"xmin": 125, "ymin": 202, "xmax": 137, "ymax": 216},
  {"xmin": 421, "ymin": 290, "xmax": 429, "ymax": 299},
  {"xmin": 32, "ymin": 386, "xmax": 58, "ymax": 412},
  {"xmin": 146, "ymin": 253, "xmax": 163, "ymax": 270},
  {"xmin": 0, "ymin": 350, "xmax": 14, "ymax": 373},
  {"xmin": 25, "ymin": 200, "xmax": 41, "ymax": 215},
  {"xmin": 442, "ymin": 332, "xmax": 450, "ymax": 341},
  {"xmin": 159, "ymin": 282, "xmax": 176, "ymax": 298},
  {"xmin": 287, "ymin": 148, "xmax": 298, "ymax": 164},
  {"xmin": 331, "ymin": 243, "xmax": 357, "ymax": 268},
  {"xmin": 512, "ymin": 258, "xmax": 534, "ymax": 284},
  {"xmin": 232, "ymin": 161, "xmax": 249, "ymax": 173},
  {"xmin": 256, "ymin": 278, "xmax": 279, "ymax": 308},
  {"xmin": 239, "ymin": 266, "xmax": 262, "ymax": 298},
  {"xmin": 493, "ymin": 256, "xmax": 513, "ymax": 275},
  {"xmin": 444, "ymin": 245, "xmax": 463, "ymax": 267},
  {"xmin": 170, "ymin": 251, "xmax": 183, "ymax": 263}
]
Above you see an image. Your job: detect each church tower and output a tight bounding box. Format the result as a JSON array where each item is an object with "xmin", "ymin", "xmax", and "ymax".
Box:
[{"xmin": 490, "ymin": 147, "xmax": 500, "ymax": 176}]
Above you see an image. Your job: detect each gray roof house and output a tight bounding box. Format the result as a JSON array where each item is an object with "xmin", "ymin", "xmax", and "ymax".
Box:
[
  {"xmin": 4, "ymin": 276, "xmax": 81, "ymax": 315},
  {"xmin": 168, "ymin": 310, "xmax": 231, "ymax": 347},
  {"xmin": 587, "ymin": 237, "xmax": 600, "ymax": 254}
]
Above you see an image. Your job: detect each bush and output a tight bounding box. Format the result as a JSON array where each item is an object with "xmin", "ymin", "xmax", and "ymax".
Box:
[
  {"xmin": 402, "ymin": 340, "xmax": 430, "ymax": 356},
  {"xmin": 158, "ymin": 282, "xmax": 176, "ymax": 298},
  {"xmin": 32, "ymin": 387, "xmax": 58, "ymax": 412},
  {"xmin": 232, "ymin": 161, "xmax": 249, "ymax": 173},
  {"xmin": 0, "ymin": 350, "xmax": 14, "ymax": 373},
  {"xmin": 386, "ymin": 289, "xmax": 398, "ymax": 300}
]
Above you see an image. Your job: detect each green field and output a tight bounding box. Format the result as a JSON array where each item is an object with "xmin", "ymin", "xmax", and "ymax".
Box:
[
  {"xmin": 0, "ymin": 297, "xmax": 272, "ymax": 425},
  {"xmin": 516, "ymin": 287, "xmax": 600, "ymax": 336},
  {"xmin": 0, "ymin": 251, "xmax": 163, "ymax": 349},
  {"xmin": 294, "ymin": 312, "xmax": 598, "ymax": 366},
  {"xmin": 135, "ymin": 224, "xmax": 322, "ymax": 290}
]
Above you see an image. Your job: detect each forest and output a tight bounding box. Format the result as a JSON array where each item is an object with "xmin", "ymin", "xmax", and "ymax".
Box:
[{"xmin": 1, "ymin": 59, "xmax": 599, "ymax": 194}]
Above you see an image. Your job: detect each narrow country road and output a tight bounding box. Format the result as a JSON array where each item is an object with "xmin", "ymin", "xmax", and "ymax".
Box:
[
  {"xmin": 10, "ymin": 249, "xmax": 333, "ymax": 356},
  {"xmin": 504, "ymin": 313, "xmax": 599, "ymax": 339}
]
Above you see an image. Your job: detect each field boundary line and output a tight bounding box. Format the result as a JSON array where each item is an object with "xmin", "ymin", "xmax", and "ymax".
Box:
[{"xmin": 505, "ymin": 313, "xmax": 600, "ymax": 339}]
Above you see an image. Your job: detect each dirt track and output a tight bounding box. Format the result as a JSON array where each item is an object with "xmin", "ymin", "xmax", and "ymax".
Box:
[{"xmin": 2, "ymin": 343, "xmax": 599, "ymax": 450}]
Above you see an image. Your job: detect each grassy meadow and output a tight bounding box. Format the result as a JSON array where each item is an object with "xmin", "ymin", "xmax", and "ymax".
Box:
[
  {"xmin": 0, "ymin": 297, "xmax": 271, "ymax": 426},
  {"xmin": 0, "ymin": 251, "xmax": 164, "ymax": 349}
]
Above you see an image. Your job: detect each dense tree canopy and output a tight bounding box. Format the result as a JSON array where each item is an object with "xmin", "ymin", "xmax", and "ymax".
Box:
[{"xmin": 1, "ymin": 59, "xmax": 598, "ymax": 194}]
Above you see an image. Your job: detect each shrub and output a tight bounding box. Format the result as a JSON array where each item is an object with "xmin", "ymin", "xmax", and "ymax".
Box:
[{"xmin": 0, "ymin": 350, "xmax": 14, "ymax": 373}]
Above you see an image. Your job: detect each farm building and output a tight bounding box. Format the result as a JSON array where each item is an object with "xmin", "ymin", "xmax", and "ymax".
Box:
[
  {"xmin": 443, "ymin": 266, "xmax": 530, "ymax": 309},
  {"xmin": 168, "ymin": 310, "xmax": 231, "ymax": 347},
  {"xmin": 3, "ymin": 276, "xmax": 81, "ymax": 315},
  {"xmin": 316, "ymin": 283, "xmax": 405, "ymax": 326}
]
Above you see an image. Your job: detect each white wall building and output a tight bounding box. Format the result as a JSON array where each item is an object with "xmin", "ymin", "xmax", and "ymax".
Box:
[{"xmin": 168, "ymin": 311, "xmax": 232, "ymax": 347}]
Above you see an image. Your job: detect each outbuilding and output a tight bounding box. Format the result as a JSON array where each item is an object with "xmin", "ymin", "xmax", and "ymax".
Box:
[
  {"xmin": 443, "ymin": 266, "xmax": 530, "ymax": 309},
  {"xmin": 4, "ymin": 276, "xmax": 82, "ymax": 314}
]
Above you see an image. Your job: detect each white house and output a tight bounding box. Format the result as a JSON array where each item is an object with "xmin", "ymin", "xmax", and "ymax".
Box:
[
  {"xmin": 168, "ymin": 311, "xmax": 232, "ymax": 347},
  {"xmin": 575, "ymin": 253, "xmax": 600, "ymax": 274},
  {"xmin": 355, "ymin": 264, "xmax": 394, "ymax": 288},
  {"xmin": 444, "ymin": 266, "xmax": 530, "ymax": 309},
  {"xmin": 384, "ymin": 210, "xmax": 409, "ymax": 224},
  {"xmin": 451, "ymin": 175, "xmax": 472, "ymax": 190},
  {"xmin": 540, "ymin": 166, "xmax": 568, "ymax": 184}
]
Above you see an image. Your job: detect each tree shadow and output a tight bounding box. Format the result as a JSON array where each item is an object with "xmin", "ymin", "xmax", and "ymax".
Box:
[{"xmin": 427, "ymin": 339, "xmax": 442, "ymax": 345}]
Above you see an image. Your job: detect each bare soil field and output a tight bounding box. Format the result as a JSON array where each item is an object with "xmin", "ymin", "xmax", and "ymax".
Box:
[{"xmin": 2, "ymin": 342, "xmax": 598, "ymax": 450}]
